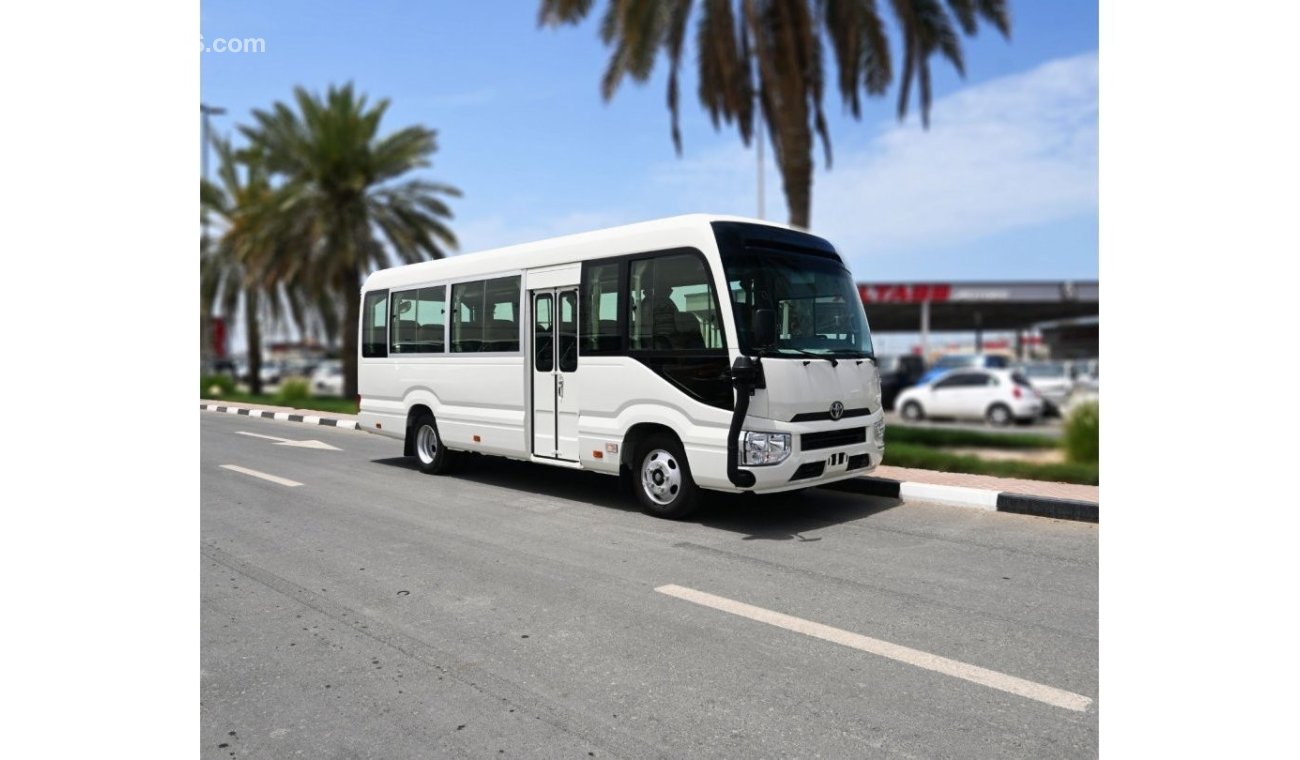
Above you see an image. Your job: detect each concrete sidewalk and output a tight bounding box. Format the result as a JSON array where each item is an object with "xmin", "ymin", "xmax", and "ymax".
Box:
[{"xmin": 201, "ymin": 399, "xmax": 1098, "ymax": 521}]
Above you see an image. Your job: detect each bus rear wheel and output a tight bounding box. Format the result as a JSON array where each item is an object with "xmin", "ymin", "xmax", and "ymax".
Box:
[
  {"xmin": 633, "ymin": 433, "xmax": 701, "ymax": 520},
  {"xmin": 412, "ymin": 413, "xmax": 454, "ymax": 474}
]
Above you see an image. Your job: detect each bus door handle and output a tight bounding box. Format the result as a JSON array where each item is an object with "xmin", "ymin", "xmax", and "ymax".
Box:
[{"xmin": 556, "ymin": 375, "xmax": 565, "ymax": 399}]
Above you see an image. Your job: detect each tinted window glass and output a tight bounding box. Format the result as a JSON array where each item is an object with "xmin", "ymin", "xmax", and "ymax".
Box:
[
  {"xmin": 391, "ymin": 285, "xmax": 445, "ymax": 353},
  {"xmin": 534, "ymin": 293, "xmax": 553, "ymax": 372},
  {"xmin": 628, "ymin": 254, "xmax": 722, "ymax": 351},
  {"xmin": 559, "ymin": 290, "xmax": 578, "ymax": 372},
  {"xmin": 451, "ymin": 280, "xmax": 485, "ymax": 353},
  {"xmin": 582, "ymin": 261, "xmax": 623, "ymax": 355},
  {"xmin": 452, "ymin": 276, "xmax": 521, "ymax": 352},
  {"xmin": 361, "ymin": 290, "xmax": 388, "ymax": 358},
  {"xmin": 484, "ymin": 276, "xmax": 521, "ymax": 351},
  {"xmin": 935, "ymin": 372, "xmax": 984, "ymax": 389}
]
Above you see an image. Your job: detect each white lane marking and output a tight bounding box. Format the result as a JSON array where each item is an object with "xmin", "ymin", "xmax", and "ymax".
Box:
[
  {"xmin": 655, "ymin": 584, "xmax": 1092, "ymax": 712},
  {"xmin": 235, "ymin": 431, "xmax": 341, "ymax": 450},
  {"xmin": 219, "ymin": 464, "xmax": 303, "ymax": 487},
  {"xmin": 237, "ymin": 431, "xmax": 289, "ymax": 443}
]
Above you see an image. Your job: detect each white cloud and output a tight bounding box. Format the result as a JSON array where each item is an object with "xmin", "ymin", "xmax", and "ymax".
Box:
[
  {"xmin": 451, "ymin": 51, "xmax": 1098, "ymax": 266},
  {"xmin": 814, "ymin": 51, "xmax": 1098, "ymax": 260},
  {"xmin": 645, "ymin": 51, "xmax": 1098, "ymax": 262},
  {"xmin": 454, "ymin": 209, "xmax": 639, "ymax": 254}
]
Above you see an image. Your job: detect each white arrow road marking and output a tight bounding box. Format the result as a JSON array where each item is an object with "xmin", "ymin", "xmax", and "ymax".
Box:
[
  {"xmin": 656, "ymin": 584, "xmax": 1092, "ymax": 712},
  {"xmin": 220, "ymin": 465, "xmax": 303, "ymax": 487},
  {"xmin": 236, "ymin": 431, "xmax": 341, "ymax": 450}
]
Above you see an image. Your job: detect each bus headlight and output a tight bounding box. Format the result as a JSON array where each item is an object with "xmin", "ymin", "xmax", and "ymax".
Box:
[{"xmin": 742, "ymin": 431, "xmax": 791, "ymax": 465}]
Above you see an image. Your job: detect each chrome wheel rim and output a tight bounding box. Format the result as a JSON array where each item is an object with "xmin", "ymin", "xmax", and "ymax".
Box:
[
  {"xmin": 416, "ymin": 424, "xmax": 439, "ymax": 464},
  {"xmin": 990, "ymin": 407, "xmax": 1009, "ymax": 425},
  {"xmin": 640, "ymin": 448, "xmax": 681, "ymax": 506}
]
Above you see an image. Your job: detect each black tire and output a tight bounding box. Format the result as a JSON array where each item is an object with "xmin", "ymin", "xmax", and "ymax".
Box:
[
  {"xmin": 986, "ymin": 403, "xmax": 1013, "ymax": 427},
  {"xmin": 901, "ymin": 401, "xmax": 925, "ymax": 422},
  {"xmin": 631, "ymin": 432, "xmax": 701, "ymax": 519},
  {"xmin": 411, "ymin": 413, "xmax": 455, "ymax": 474}
]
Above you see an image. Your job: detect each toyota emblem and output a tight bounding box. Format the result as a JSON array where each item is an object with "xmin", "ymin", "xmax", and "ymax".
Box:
[{"xmin": 830, "ymin": 401, "xmax": 844, "ymax": 420}]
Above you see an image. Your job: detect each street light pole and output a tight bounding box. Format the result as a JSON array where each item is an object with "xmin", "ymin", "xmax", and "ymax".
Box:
[
  {"xmin": 756, "ymin": 98, "xmax": 765, "ymax": 220},
  {"xmin": 200, "ymin": 103, "xmax": 226, "ymax": 183}
]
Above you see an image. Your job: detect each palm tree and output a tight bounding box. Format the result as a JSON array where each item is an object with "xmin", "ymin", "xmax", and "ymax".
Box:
[
  {"xmin": 201, "ymin": 139, "xmax": 305, "ymax": 396},
  {"xmin": 240, "ymin": 84, "xmax": 460, "ymax": 400},
  {"xmin": 539, "ymin": 0, "xmax": 1010, "ymax": 228}
]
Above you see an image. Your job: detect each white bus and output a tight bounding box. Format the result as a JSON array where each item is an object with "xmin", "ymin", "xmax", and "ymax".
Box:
[{"xmin": 357, "ymin": 214, "xmax": 884, "ymax": 518}]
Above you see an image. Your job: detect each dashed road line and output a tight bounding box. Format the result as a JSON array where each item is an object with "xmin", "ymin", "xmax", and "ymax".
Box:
[
  {"xmin": 219, "ymin": 464, "xmax": 303, "ymax": 487},
  {"xmin": 656, "ymin": 583, "xmax": 1092, "ymax": 712}
]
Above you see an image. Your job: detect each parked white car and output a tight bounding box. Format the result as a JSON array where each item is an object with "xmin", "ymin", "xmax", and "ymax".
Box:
[
  {"xmin": 896, "ymin": 368, "xmax": 1043, "ymax": 427},
  {"xmin": 310, "ymin": 360, "xmax": 344, "ymax": 397}
]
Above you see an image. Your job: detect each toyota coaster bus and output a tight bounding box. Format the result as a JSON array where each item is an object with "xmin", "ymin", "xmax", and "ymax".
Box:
[{"xmin": 357, "ymin": 214, "xmax": 884, "ymax": 518}]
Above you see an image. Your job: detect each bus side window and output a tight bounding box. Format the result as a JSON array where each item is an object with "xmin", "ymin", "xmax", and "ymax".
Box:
[
  {"xmin": 629, "ymin": 254, "xmax": 719, "ymax": 351},
  {"xmin": 452, "ymin": 280, "xmax": 485, "ymax": 353},
  {"xmin": 582, "ymin": 261, "xmax": 622, "ymax": 355},
  {"xmin": 362, "ymin": 290, "xmax": 388, "ymax": 358}
]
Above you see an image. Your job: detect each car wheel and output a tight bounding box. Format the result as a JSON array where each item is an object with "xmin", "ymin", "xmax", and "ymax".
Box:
[
  {"xmin": 632, "ymin": 432, "xmax": 701, "ymax": 519},
  {"xmin": 986, "ymin": 403, "xmax": 1013, "ymax": 427},
  {"xmin": 901, "ymin": 401, "xmax": 925, "ymax": 422},
  {"xmin": 412, "ymin": 413, "xmax": 455, "ymax": 474}
]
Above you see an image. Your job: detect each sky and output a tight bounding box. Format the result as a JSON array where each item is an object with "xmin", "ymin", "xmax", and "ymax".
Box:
[{"xmin": 200, "ymin": 0, "xmax": 1098, "ymax": 348}]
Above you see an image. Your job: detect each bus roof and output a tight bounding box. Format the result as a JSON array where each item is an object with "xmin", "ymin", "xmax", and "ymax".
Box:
[{"xmin": 362, "ymin": 213, "xmax": 804, "ymax": 291}]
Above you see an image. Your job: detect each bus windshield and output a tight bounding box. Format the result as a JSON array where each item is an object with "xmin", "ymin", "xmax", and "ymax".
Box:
[{"xmin": 722, "ymin": 248, "xmax": 874, "ymax": 358}]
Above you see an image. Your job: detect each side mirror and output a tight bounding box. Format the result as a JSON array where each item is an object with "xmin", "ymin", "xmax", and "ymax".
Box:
[
  {"xmin": 752, "ymin": 308, "xmax": 776, "ymax": 349},
  {"xmin": 731, "ymin": 355, "xmax": 758, "ymax": 384}
]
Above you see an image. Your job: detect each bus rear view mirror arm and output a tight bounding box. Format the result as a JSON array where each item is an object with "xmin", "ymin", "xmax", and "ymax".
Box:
[{"xmin": 752, "ymin": 308, "xmax": 776, "ymax": 349}]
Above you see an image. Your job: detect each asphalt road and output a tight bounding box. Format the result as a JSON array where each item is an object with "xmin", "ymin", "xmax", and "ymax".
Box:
[{"xmin": 201, "ymin": 411, "xmax": 1098, "ymax": 759}]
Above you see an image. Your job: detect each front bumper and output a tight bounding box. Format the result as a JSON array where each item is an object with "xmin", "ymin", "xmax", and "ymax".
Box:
[{"xmin": 737, "ymin": 412, "xmax": 885, "ymax": 493}]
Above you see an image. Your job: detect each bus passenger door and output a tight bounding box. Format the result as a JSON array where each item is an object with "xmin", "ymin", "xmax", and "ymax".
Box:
[
  {"xmin": 531, "ymin": 292, "xmax": 557, "ymax": 457},
  {"xmin": 531, "ymin": 288, "xmax": 580, "ymax": 461},
  {"xmin": 555, "ymin": 289, "xmax": 580, "ymax": 461}
]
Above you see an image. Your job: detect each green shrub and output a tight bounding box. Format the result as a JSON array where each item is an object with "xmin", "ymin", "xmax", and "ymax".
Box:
[
  {"xmin": 1063, "ymin": 400, "xmax": 1099, "ymax": 464},
  {"xmin": 202, "ymin": 374, "xmax": 235, "ymax": 398},
  {"xmin": 886, "ymin": 425, "xmax": 1057, "ymax": 450},
  {"xmin": 274, "ymin": 378, "xmax": 311, "ymax": 407},
  {"xmin": 883, "ymin": 443, "xmax": 1099, "ymax": 485}
]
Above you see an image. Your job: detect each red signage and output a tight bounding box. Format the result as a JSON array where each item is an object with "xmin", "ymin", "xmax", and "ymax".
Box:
[
  {"xmin": 858, "ymin": 284, "xmax": 952, "ymax": 304},
  {"xmin": 211, "ymin": 316, "xmax": 227, "ymax": 358}
]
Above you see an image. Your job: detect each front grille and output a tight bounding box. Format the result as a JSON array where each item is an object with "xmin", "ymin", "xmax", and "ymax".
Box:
[
  {"xmin": 801, "ymin": 427, "xmax": 866, "ymax": 451},
  {"xmin": 847, "ymin": 453, "xmax": 870, "ymax": 471},
  {"xmin": 789, "ymin": 462, "xmax": 826, "ymax": 481},
  {"xmin": 790, "ymin": 407, "xmax": 871, "ymax": 422}
]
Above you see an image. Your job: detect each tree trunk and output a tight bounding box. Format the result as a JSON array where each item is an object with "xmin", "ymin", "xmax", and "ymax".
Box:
[
  {"xmin": 341, "ymin": 267, "xmax": 361, "ymax": 405},
  {"xmin": 744, "ymin": 0, "xmax": 814, "ymax": 230},
  {"xmin": 777, "ymin": 128, "xmax": 812, "ymax": 229},
  {"xmin": 245, "ymin": 290, "xmax": 264, "ymax": 396}
]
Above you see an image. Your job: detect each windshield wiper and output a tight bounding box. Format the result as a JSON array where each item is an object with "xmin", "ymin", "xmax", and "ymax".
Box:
[{"xmin": 773, "ymin": 347, "xmax": 838, "ymax": 367}]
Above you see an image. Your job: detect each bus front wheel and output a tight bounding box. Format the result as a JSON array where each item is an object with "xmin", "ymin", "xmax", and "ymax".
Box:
[
  {"xmin": 633, "ymin": 433, "xmax": 701, "ymax": 520},
  {"xmin": 412, "ymin": 413, "xmax": 454, "ymax": 475}
]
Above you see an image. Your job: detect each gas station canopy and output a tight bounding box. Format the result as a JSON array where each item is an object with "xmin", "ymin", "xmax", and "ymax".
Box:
[{"xmin": 858, "ymin": 281, "xmax": 1099, "ymax": 333}]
